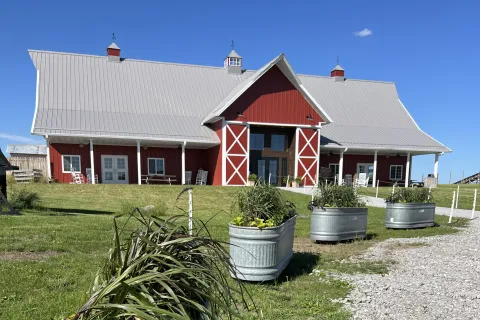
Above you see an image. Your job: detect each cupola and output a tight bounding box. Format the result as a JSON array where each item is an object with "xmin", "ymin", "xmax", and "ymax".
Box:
[{"xmin": 224, "ymin": 41, "xmax": 242, "ymax": 74}]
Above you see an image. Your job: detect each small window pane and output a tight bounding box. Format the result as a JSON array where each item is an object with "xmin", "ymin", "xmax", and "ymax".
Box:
[
  {"xmin": 104, "ymin": 158, "xmax": 113, "ymax": 169},
  {"xmin": 250, "ymin": 134, "xmax": 264, "ymax": 151},
  {"xmin": 329, "ymin": 164, "xmax": 339, "ymax": 175},
  {"xmin": 105, "ymin": 172, "xmax": 113, "ymax": 180},
  {"xmin": 148, "ymin": 159, "xmax": 156, "ymax": 175},
  {"xmin": 271, "ymin": 134, "xmax": 286, "ymax": 151},
  {"xmin": 63, "ymin": 156, "xmax": 71, "ymax": 172},
  {"xmin": 390, "ymin": 165, "xmax": 402, "ymax": 180},
  {"xmin": 118, "ymin": 172, "xmax": 126, "ymax": 181},
  {"xmin": 117, "ymin": 158, "xmax": 125, "ymax": 169},
  {"xmin": 156, "ymin": 159, "xmax": 164, "ymax": 175}
]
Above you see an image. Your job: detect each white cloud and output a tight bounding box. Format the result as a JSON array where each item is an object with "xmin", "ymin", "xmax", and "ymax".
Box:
[
  {"xmin": 0, "ymin": 133, "xmax": 39, "ymax": 143},
  {"xmin": 354, "ymin": 28, "xmax": 373, "ymax": 37}
]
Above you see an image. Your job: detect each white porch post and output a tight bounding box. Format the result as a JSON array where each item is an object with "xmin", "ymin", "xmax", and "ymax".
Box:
[
  {"xmin": 89, "ymin": 139, "xmax": 95, "ymax": 184},
  {"xmin": 405, "ymin": 152, "xmax": 411, "ymax": 188},
  {"xmin": 137, "ymin": 141, "xmax": 141, "ymax": 185},
  {"xmin": 338, "ymin": 150, "xmax": 344, "ymax": 185},
  {"xmin": 316, "ymin": 127, "xmax": 321, "ymax": 184},
  {"xmin": 372, "ymin": 150, "xmax": 378, "ymax": 188},
  {"xmin": 434, "ymin": 154, "xmax": 439, "ymax": 180},
  {"xmin": 181, "ymin": 141, "xmax": 186, "ymax": 184},
  {"xmin": 45, "ymin": 135, "xmax": 51, "ymax": 180}
]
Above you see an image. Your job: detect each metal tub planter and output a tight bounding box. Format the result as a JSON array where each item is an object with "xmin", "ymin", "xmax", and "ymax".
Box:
[
  {"xmin": 310, "ymin": 207, "xmax": 368, "ymax": 242},
  {"xmin": 385, "ymin": 203, "xmax": 435, "ymax": 229},
  {"xmin": 229, "ymin": 216, "xmax": 296, "ymax": 282}
]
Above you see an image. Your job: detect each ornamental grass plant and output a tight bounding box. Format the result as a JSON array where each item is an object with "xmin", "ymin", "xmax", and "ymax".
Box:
[
  {"xmin": 385, "ymin": 187, "xmax": 432, "ymax": 204},
  {"xmin": 311, "ymin": 183, "xmax": 366, "ymax": 209},
  {"xmin": 71, "ymin": 209, "xmax": 254, "ymax": 320}
]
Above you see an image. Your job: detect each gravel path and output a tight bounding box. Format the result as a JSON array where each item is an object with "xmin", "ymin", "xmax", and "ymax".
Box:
[{"xmin": 335, "ymin": 219, "xmax": 480, "ymax": 319}]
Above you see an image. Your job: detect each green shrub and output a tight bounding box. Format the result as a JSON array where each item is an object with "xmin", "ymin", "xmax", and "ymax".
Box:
[
  {"xmin": 71, "ymin": 210, "xmax": 253, "ymax": 319},
  {"xmin": 9, "ymin": 187, "xmax": 41, "ymax": 209},
  {"xmin": 248, "ymin": 173, "xmax": 258, "ymax": 182},
  {"xmin": 385, "ymin": 188, "xmax": 432, "ymax": 204},
  {"xmin": 231, "ymin": 182, "xmax": 296, "ymax": 228},
  {"xmin": 312, "ymin": 183, "xmax": 366, "ymax": 208},
  {"xmin": 6, "ymin": 174, "xmax": 16, "ymax": 186}
]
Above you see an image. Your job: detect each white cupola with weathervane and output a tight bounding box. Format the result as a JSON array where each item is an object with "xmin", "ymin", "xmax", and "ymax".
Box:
[{"xmin": 224, "ymin": 41, "xmax": 242, "ymax": 74}]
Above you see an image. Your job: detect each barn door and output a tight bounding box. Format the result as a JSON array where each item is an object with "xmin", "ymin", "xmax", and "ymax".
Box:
[
  {"xmin": 296, "ymin": 128, "xmax": 320, "ymax": 186},
  {"xmin": 224, "ymin": 124, "xmax": 248, "ymax": 186}
]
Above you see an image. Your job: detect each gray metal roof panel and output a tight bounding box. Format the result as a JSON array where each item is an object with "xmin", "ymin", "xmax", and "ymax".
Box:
[
  {"xmin": 6, "ymin": 144, "xmax": 48, "ymax": 155},
  {"xmin": 29, "ymin": 50, "xmax": 449, "ymax": 153},
  {"xmin": 226, "ymin": 49, "xmax": 242, "ymax": 58}
]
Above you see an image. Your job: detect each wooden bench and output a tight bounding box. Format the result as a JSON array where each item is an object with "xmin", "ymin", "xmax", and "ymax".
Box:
[{"xmin": 141, "ymin": 175, "xmax": 177, "ymax": 185}]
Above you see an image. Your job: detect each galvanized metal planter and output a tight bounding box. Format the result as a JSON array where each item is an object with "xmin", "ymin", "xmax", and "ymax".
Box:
[
  {"xmin": 229, "ymin": 216, "xmax": 296, "ymax": 282},
  {"xmin": 310, "ymin": 207, "xmax": 368, "ymax": 242},
  {"xmin": 385, "ymin": 203, "xmax": 435, "ymax": 229}
]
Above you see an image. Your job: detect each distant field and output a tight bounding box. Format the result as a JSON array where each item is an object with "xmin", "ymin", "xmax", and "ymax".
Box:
[{"xmin": 358, "ymin": 184, "xmax": 479, "ymax": 210}]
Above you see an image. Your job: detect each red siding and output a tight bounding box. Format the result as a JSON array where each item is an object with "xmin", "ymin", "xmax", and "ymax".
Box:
[
  {"xmin": 50, "ymin": 143, "xmax": 208, "ymax": 184},
  {"xmin": 330, "ymin": 70, "xmax": 344, "ymax": 77},
  {"xmin": 225, "ymin": 124, "xmax": 248, "ymax": 186},
  {"xmin": 206, "ymin": 120, "xmax": 223, "ymax": 186},
  {"xmin": 107, "ymin": 48, "xmax": 120, "ymax": 56},
  {"xmin": 222, "ymin": 66, "xmax": 324, "ymax": 125},
  {"xmin": 297, "ymin": 128, "xmax": 320, "ymax": 186},
  {"xmin": 320, "ymin": 154, "xmax": 408, "ymax": 185}
]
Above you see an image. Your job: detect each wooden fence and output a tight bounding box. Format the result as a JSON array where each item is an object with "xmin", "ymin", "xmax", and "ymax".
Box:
[
  {"xmin": 11, "ymin": 169, "xmax": 44, "ymax": 183},
  {"xmin": 8, "ymin": 155, "xmax": 48, "ymax": 174}
]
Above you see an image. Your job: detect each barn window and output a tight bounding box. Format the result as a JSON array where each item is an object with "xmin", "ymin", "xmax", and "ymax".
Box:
[
  {"xmin": 148, "ymin": 158, "xmax": 165, "ymax": 175},
  {"xmin": 229, "ymin": 57, "xmax": 241, "ymax": 66},
  {"xmin": 62, "ymin": 155, "xmax": 81, "ymax": 173},
  {"xmin": 250, "ymin": 134, "xmax": 264, "ymax": 151},
  {"xmin": 390, "ymin": 165, "xmax": 403, "ymax": 181},
  {"xmin": 329, "ymin": 163, "xmax": 339, "ymax": 175},
  {"xmin": 271, "ymin": 134, "xmax": 286, "ymax": 151}
]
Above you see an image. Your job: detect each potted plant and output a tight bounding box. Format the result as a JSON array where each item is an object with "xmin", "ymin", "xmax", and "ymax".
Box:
[
  {"xmin": 309, "ymin": 183, "xmax": 368, "ymax": 242},
  {"xmin": 385, "ymin": 188, "xmax": 435, "ymax": 229},
  {"xmin": 247, "ymin": 173, "xmax": 257, "ymax": 186},
  {"xmin": 291, "ymin": 177, "xmax": 302, "ymax": 188},
  {"xmin": 229, "ymin": 183, "xmax": 297, "ymax": 281}
]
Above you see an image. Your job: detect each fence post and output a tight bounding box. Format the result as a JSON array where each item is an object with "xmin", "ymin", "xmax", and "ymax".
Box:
[
  {"xmin": 456, "ymin": 184, "xmax": 460, "ymax": 209},
  {"xmin": 286, "ymin": 175, "xmax": 290, "ymax": 187},
  {"xmin": 471, "ymin": 189, "xmax": 477, "ymax": 220},
  {"xmin": 268, "ymin": 173, "xmax": 271, "ymax": 185},
  {"xmin": 428, "ymin": 186, "xmax": 432, "ymax": 201},
  {"xmin": 188, "ymin": 189, "xmax": 193, "ymax": 236},
  {"xmin": 449, "ymin": 191, "xmax": 456, "ymax": 224},
  {"xmin": 392, "ymin": 184, "xmax": 395, "ymax": 195},
  {"xmin": 376, "ymin": 180, "xmax": 379, "ymax": 198}
]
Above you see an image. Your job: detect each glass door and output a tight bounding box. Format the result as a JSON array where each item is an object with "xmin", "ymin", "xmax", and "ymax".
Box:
[
  {"xmin": 102, "ymin": 155, "xmax": 129, "ymax": 184},
  {"xmin": 357, "ymin": 163, "xmax": 374, "ymax": 183}
]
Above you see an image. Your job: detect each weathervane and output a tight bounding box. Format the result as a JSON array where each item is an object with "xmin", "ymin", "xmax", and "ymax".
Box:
[
  {"xmin": 336, "ymin": 56, "xmax": 340, "ymax": 65},
  {"xmin": 112, "ymin": 33, "xmax": 116, "ymax": 43},
  {"xmin": 231, "ymin": 40, "xmax": 235, "ymax": 50}
]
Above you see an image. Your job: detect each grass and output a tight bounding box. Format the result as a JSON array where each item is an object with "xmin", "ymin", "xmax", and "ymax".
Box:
[
  {"xmin": 0, "ymin": 184, "xmax": 470, "ymax": 320},
  {"xmin": 358, "ymin": 184, "xmax": 479, "ymax": 210}
]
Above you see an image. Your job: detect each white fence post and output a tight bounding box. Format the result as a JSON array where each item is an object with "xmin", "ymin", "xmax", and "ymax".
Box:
[
  {"xmin": 286, "ymin": 175, "xmax": 290, "ymax": 187},
  {"xmin": 392, "ymin": 184, "xmax": 395, "ymax": 195},
  {"xmin": 376, "ymin": 180, "xmax": 379, "ymax": 198},
  {"xmin": 449, "ymin": 191, "xmax": 456, "ymax": 224},
  {"xmin": 428, "ymin": 186, "xmax": 432, "ymax": 201},
  {"xmin": 456, "ymin": 184, "xmax": 460, "ymax": 209},
  {"xmin": 268, "ymin": 173, "xmax": 271, "ymax": 185},
  {"xmin": 188, "ymin": 189, "xmax": 193, "ymax": 236},
  {"xmin": 471, "ymin": 189, "xmax": 477, "ymax": 220}
]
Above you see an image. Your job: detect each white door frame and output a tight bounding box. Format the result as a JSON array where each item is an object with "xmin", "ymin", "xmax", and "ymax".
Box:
[
  {"xmin": 101, "ymin": 155, "xmax": 129, "ymax": 184},
  {"xmin": 357, "ymin": 163, "xmax": 374, "ymax": 182}
]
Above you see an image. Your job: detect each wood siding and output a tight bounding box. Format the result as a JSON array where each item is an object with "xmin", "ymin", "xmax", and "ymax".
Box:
[
  {"xmin": 8, "ymin": 155, "xmax": 48, "ymax": 176},
  {"xmin": 50, "ymin": 143, "xmax": 208, "ymax": 184},
  {"xmin": 222, "ymin": 65, "xmax": 324, "ymax": 125}
]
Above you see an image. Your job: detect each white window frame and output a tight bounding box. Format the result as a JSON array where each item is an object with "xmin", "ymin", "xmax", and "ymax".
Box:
[
  {"xmin": 62, "ymin": 155, "xmax": 81, "ymax": 173},
  {"xmin": 147, "ymin": 158, "xmax": 165, "ymax": 176},
  {"xmin": 389, "ymin": 165, "xmax": 403, "ymax": 181},
  {"xmin": 329, "ymin": 163, "xmax": 339, "ymax": 175},
  {"xmin": 229, "ymin": 57, "xmax": 241, "ymax": 66}
]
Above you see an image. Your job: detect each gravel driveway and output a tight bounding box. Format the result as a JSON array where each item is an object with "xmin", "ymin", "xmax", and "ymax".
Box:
[{"xmin": 339, "ymin": 219, "xmax": 480, "ymax": 319}]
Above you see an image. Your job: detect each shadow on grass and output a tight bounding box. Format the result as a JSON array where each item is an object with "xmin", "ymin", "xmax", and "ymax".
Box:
[
  {"xmin": 275, "ymin": 251, "xmax": 320, "ymax": 283},
  {"xmin": 314, "ymin": 233, "xmax": 378, "ymax": 244},
  {"xmin": 43, "ymin": 208, "xmax": 115, "ymax": 215}
]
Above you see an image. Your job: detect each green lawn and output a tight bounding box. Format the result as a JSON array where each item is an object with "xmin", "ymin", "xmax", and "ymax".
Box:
[
  {"xmin": 0, "ymin": 184, "xmax": 469, "ymax": 320},
  {"xmin": 358, "ymin": 184, "xmax": 479, "ymax": 210}
]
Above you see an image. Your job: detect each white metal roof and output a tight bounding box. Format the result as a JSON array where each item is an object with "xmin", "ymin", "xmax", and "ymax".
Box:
[{"xmin": 29, "ymin": 49, "xmax": 450, "ymax": 153}]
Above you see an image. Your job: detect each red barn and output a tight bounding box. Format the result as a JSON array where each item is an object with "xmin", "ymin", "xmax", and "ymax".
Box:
[{"xmin": 28, "ymin": 42, "xmax": 450, "ymax": 187}]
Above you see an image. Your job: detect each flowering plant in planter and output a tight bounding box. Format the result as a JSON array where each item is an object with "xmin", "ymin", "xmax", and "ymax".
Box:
[
  {"xmin": 229, "ymin": 183, "xmax": 297, "ymax": 281},
  {"xmin": 384, "ymin": 188, "xmax": 435, "ymax": 229},
  {"xmin": 247, "ymin": 173, "xmax": 258, "ymax": 186},
  {"xmin": 309, "ymin": 183, "xmax": 368, "ymax": 242},
  {"xmin": 231, "ymin": 183, "xmax": 296, "ymax": 228}
]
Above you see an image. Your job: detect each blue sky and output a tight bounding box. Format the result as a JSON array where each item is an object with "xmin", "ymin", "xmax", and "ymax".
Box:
[{"xmin": 0, "ymin": 0, "xmax": 478, "ymax": 183}]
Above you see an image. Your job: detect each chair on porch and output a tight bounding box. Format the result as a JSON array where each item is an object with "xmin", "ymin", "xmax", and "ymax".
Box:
[
  {"xmin": 343, "ymin": 174, "xmax": 353, "ymax": 186},
  {"xmin": 185, "ymin": 171, "xmax": 192, "ymax": 185},
  {"xmin": 355, "ymin": 173, "xmax": 369, "ymax": 187},
  {"xmin": 195, "ymin": 170, "xmax": 204, "ymax": 185}
]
